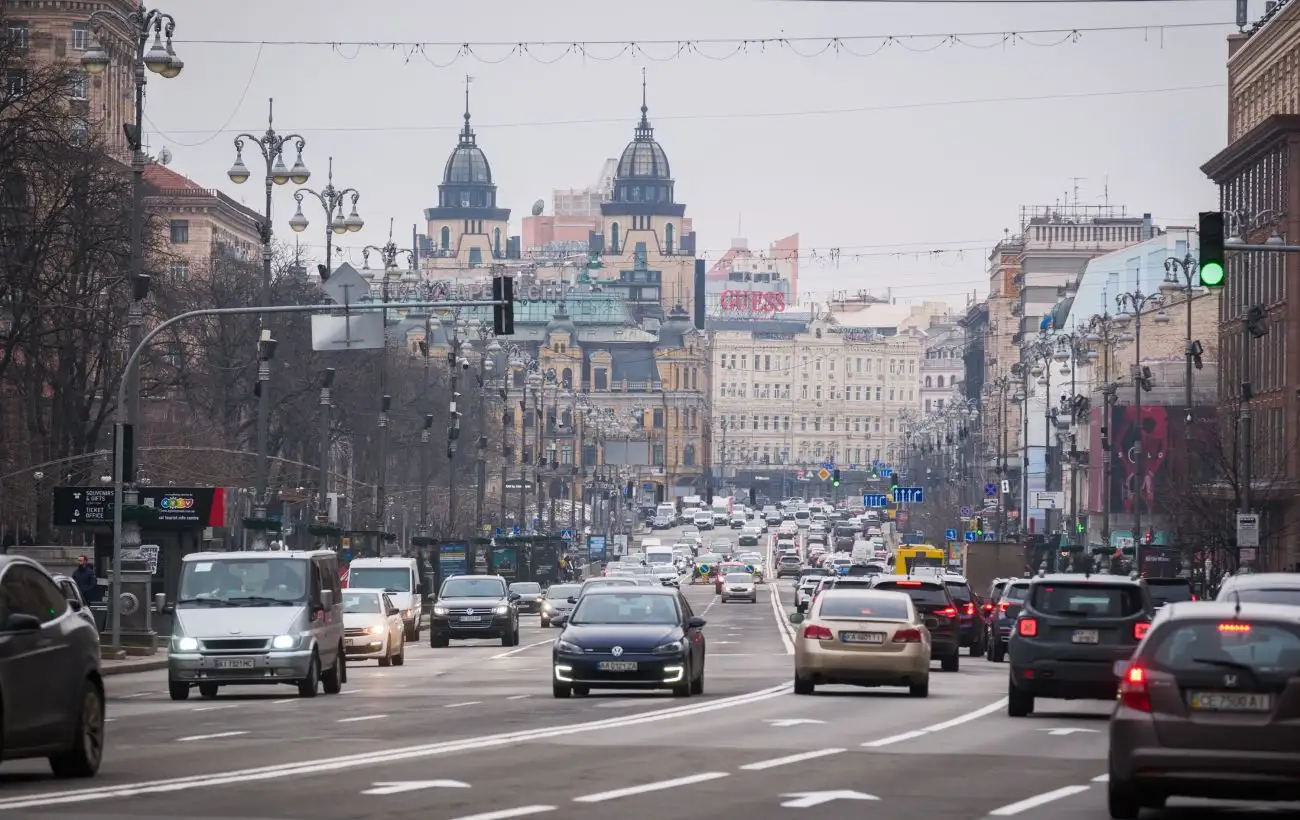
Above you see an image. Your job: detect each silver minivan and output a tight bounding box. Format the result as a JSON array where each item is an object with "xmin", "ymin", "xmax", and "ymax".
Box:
[{"xmin": 166, "ymin": 550, "xmax": 346, "ymax": 701}]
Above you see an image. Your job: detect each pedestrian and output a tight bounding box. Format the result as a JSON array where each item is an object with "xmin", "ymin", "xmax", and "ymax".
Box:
[{"xmin": 72, "ymin": 555, "xmax": 100, "ymax": 603}]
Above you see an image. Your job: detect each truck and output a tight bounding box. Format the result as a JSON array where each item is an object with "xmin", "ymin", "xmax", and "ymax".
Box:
[
  {"xmin": 961, "ymin": 540, "xmax": 1026, "ymax": 598},
  {"xmin": 711, "ymin": 496, "xmax": 734, "ymax": 526}
]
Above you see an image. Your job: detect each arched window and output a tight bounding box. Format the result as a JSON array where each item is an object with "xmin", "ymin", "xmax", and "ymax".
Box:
[
  {"xmin": 439, "ymin": 226, "xmax": 450, "ymax": 250},
  {"xmin": 924, "ymin": 376, "xmax": 932, "ymax": 388},
  {"xmin": 665, "ymin": 223, "xmax": 675, "ymax": 254},
  {"xmin": 493, "ymin": 227, "xmax": 502, "ymax": 257},
  {"xmin": 610, "ymin": 222, "xmax": 620, "ymax": 253},
  {"xmin": 561, "ymin": 368, "xmax": 573, "ymax": 389},
  {"xmin": 683, "ymin": 444, "xmax": 696, "ymax": 467},
  {"xmin": 937, "ymin": 375, "xmax": 945, "ymax": 388}
]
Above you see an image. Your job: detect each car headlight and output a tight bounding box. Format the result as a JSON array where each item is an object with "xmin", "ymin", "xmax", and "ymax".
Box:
[
  {"xmin": 494, "ymin": 605, "xmax": 509, "ymax": 615},
  {"xmin": 271, "ymin": 634, "xmax": 297, "ymax": 649},
  {"xmin": 653, "ymin": 639, "xmax": 685, "ymax": 654},
  {"xmin": 542, "ymin": 602, "xmax": 553, "ymax": 611},
  {"xmin": 556, "ymin": 639, "xmax": 582, "ymax": 653},
  {"xmin": 368, "ymin": 624, "xmax": 384, "ymax": 635},
  {"xmin": 175, "ymin": 636, "xmax": 199, "ymax": 652},
  {"xmin": 403, "ymin": 609, "xmax": 413, "ymax": 618},
  {"xmin": 432, "ymin": 605, "xmax": 448, "ymax": 616}
]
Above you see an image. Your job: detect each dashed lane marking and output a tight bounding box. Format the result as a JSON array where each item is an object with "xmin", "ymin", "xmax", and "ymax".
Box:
[
  {"xmin": 573, "ymin": 772, "xmax": 730, "ymax": 803},
  {"xmin": 337, "ymin": 714, "xmax": 388, "ymax": 723},
  {"xmin": 739, "ymin": 748, "xmax": 846, "ymax": 771},
  {"xmin": 176, "ymin": 731, "xmax": 247, "ymax": 742}
]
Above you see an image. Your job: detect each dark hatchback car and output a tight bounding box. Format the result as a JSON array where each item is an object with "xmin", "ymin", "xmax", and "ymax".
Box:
[
  {"xmin": 872, "ymin": 577, "xmax": 961, "ymax": 671},
  {"xmin": 0, "ymin": 555, "xmax": 105, "ymax": 778},
  {"xmin": 508, "ymin": 582, "xmax": 544, "ymax": 614},
  {"xmin": 943, "ymin": 574, "xmax": 985, "ymax": 656},
  {"xmin": 987, "ymin": 579, "xmax": 1031, "ymax": 662},
  {"xmin": 1007, "ymin": 574, "xmax": 1152, "ymax": 717},
  {"xmin": 551, "ymin": 586, "xmax": 707, "ymax": 698},
  {"xmin": 429, "ymin": 575, "xmax": 521, "ymax": 648}
]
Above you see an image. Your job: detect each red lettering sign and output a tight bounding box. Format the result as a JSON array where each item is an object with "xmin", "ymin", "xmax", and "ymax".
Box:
[{"xmin": 720, "ymin": 290, "xmax": 786, "ymax": 314}]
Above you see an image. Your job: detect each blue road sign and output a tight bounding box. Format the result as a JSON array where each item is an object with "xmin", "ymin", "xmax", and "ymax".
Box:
[
  {"xmin": 960, "ymin": 505, "xmax": 972, "ymax": 518},
  {"xmin": 983, "ymin": 532, "xmax": 996, "ymax": 541},
  {"xmin": 863, "ymin": 493, "xmax": 889, "ymax": 508},
  {"xmin": 984, "ymin": 483, "xmax": 998, "ymax": 497},
  {"xmin": 944, "ymin": 528, "xmax": 958, "ymax": 541},
  {"xmin": 891, "ymin": 487, "xmax": 924, "ymax": 504},
  {"xmin": 588, "ymin": 536, "xmax": 606, "ymax": 561},
  {"xmin": 560, "ymin": 529, "xmax": 574, "ymax": 542},
  {"xmin": 879, "ymin": 467, "xmax": 894, "ymax": 478},
  {"xmin": 964, "ymin": 531, "xmax": 977, "ymax": 542},
  {"xmin": 511, "ymin": 525, "xmax": 521, "ymax": 536},
  {"xmin": 849, "ymin": 463, "xmax": 857, "ymax": 471}
]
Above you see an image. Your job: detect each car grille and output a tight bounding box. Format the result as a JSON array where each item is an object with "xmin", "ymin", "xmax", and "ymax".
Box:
[
  {"xmin": 443, "ymin": 606, "xmax": 501, "ymax": 616},
  {"xmin": 200, "ymin": 638, "xmax": 268, "ymax": 651},
  {"xmin": 344, "ymin": 627, "xmax": 374, "ymax": 638}
]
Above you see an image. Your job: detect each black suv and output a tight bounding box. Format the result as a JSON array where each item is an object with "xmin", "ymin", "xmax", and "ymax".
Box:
[
  {"xmin": 987, "ymin": 578, "xmax": 1030, "ymax": 662},
  {"xmin": 943, "ymin": 574, "xmax": 985, "ymax": 657},
  {"xmin": 430, "ymin": 575, "xmax": 521, "ymax": 648},
  {"xmin": 872, "ymin": 576, "xmax": 962, "ymax": 671},
  {"xmin": 1144, "ymin": 576, "xmax": 1195, "ymax": 609},
  {"xmin": 1007, "ymin": 573, "xmax": 1152, "ymax": 717}
]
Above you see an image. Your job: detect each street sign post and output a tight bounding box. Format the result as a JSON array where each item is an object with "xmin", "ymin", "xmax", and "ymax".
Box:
[
  {"xmin": 960, "ymin": 505, "xmax": 971, "ymax": 518},
  {"xmin": 1236, "ymin": 513, "xmax": 1259, "ymax": 548},
  {"xmin": 817, "ymin": 468, "xmax": 830, "ymax": 482},
  {"xmin": 984, "ymin": 483, "xmax": 997, "ymax": 497}
]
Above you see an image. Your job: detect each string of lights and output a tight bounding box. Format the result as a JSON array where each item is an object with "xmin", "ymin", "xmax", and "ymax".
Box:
[{"xmin": 170, "ymin": 19, "xmax": 1236, "ymax": 67}]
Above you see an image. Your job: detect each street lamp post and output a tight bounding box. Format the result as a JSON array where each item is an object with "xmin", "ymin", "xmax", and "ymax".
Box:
[
  {"xmin": 227, "ymin": 98, "xmax": 311, "ymax": 550},
  {"xmin": 1160, "ymin": 256, "xmax": 1202, "ymax": 439},
  {"xmin": 289, "ymin": 157, "xmax": 364, "ymax": 275},
  {"xmin": 1114, "ymin": 289, "xmax": 1166, "ymax": 571},
  {"xmin": 316, "ymin": 368, "xmax": 334, "ymax": 529}
]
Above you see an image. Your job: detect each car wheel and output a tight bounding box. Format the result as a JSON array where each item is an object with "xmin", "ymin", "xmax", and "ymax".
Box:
[
  {"xmin": 572, "ymin": 685, "xmax": 591, "ymax": 697},
  {"xmin": 1106, "ymin": 775, "xmax": 1141, "ymax": 819},
  {"xmin": 671, "ymin": 662, "xmax": 692, "ymax": 697},
  {"xmin": 322, "ymin": 649, "xmax": 343, "ymax": 695},
  {"xmin": 168, "ymin": 681, "xmax": 190, "ymax": 701},
  {"xmin": 991, "ymin": 641, "xmax": 1006, "ymax": 663},
  {"xmin": 941, "ymin": 652, "xmax": 960, "ymax": 673},
  {"xmin": 378, "ymin": 640, "xmax": 393, "ymax": 667},
  {"xmin": 431, "ymin": 634, "xmax": 449, "ymax": 648},
  {"xmin": 909, "ymin": 677, "xmax": 930, "ymax": 698},
  {"xmin": 541, "ymin": 619, "xmax": 550, "ymax": 628},
  {"xmin": 198, "ymin": 683, "xmax": 219, "ymax": 699},
  {"xmin": 48, "ymin": 680, "xmax": 104, "ymax": 778},
  {"xmin": 392, "ymin": 639, "xmax": 405, "ymax": 667},
  {"xmin": 969, "ymin": 642, "xmax": 982, "ymax": 657},
  {"xmin": 793, "ymin": 675, "xmax": 815, "ymax": 695},
  {"xmin": 690, "ymin": 667, "xmax": 705, "ymax": 695},
  {"xmin": 406, "ymin": 624, "xmax": 420, "ymax": 642},
  {"xmin": 552, "ymin": 683, "xmax": 572, "ymax": 699},
  {"xmin": 297, "ymin": 653, "xmax": 320, "ymax": 698},
  {"xmin": 1007, "ymin": 681, "xmax": 1034, "ymax": 717}
]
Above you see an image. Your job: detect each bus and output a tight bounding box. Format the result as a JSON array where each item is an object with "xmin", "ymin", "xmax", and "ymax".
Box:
[{"xmin": 896, "ymin": 545, "xmax": 945, "ymax": 575}]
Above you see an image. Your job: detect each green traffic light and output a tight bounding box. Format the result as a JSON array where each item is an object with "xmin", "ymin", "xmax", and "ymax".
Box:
[{"xmin": 1200, "ymin": 261, "xmax": 1224, "ymax": 287}]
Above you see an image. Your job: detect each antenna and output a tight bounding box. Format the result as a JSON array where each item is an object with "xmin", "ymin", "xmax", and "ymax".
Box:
[
  {"xmin": 1070, "ymin": 177, "xmax": 1085, "ymax": 205},
  {"xmin": 1232, "ymin": 588, "xmax": 1242, "ymax": 618}
]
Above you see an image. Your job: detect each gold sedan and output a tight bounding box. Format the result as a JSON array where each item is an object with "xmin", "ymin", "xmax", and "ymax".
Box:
[{"xmin": 789, "ymin": 589, "xmax": 930, "ymax": 697}]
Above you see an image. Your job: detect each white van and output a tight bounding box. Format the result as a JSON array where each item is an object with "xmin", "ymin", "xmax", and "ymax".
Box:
[
  {"xmin": 346, "ymin": 557, "xmax": 424, "ymax": 641},
  {"xmin": 793, "ymin": 509, "xmax": 811, "ymax": 529}
]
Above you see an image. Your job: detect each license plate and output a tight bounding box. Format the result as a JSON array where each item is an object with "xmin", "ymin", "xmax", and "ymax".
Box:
[
  {"xmin": 598, "ymin": 661, "xmax": 638, "ymax": 672},
  {"xmin": 460, "ymin": 616, "xmax": 482, "ymax": 622},
  {"xmin": 1072, "ymin": 629, "xmax": 1099, "ymax": 644},
  {"xmin": 841, "ymin": 632, "xmax": 885, "ymax": 644},
  {"xmin": 1189, "ymin": 691, "xmax": 1273, "ymax": 712},
  {"xmin": 213, "ymin": 657, "xmax": 255, "ymax": 670}
]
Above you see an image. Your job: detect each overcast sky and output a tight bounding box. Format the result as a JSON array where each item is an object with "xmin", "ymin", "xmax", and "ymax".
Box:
[{"xmin": 143, "ymin": 0, "xmax": 1237, "ymax": 309}]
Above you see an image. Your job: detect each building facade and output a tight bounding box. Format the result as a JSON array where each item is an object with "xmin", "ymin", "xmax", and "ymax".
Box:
[
  {"xmin": 703, "ymin": 235, "xmax": 800, "ymax": 318},
  {"xmin": 921, "ymin": 319, "xmax": 965, "ymax": 416}
]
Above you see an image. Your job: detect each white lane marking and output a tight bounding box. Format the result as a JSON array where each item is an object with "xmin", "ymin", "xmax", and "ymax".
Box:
[
  {"xmin": 922, "ymin": 698, "xmax": 1008, "ymax": 732},
  {"xmin": 987, "ymin": 785, "xmax": 1092, "ymax": 816},
  {"xmin": 861, "ymin": 729, "xmax": 928, "ymax": 748},
  {"xmin": 0, "ymin": 683, "xmax": 789, "ymax": 811},
  {"xmin": 573, "ymin": 772, "xmax": 730, "ymax": 803},
  {"xmin": 176, "ymin": 731, "xmax": 247, "ymax": 742},
  {"xmin": 272, "ymin": 699, "xmax": 296, "ymax": 705},
  {"xmin": 337, "ymin": 714, "xmax": 388, "ymax": 723},
  {"xmin": 119, "ymin": 692, "xmax": 153, "ymax": 699},
  {"xmin": 506, "ymin": 694, "xmax": 529, "ymax": 700},
  {"xmin": 446, "ymin": 807, "xmax": 556, "ymax": 820},
  {"xmin": 768, "ymin": 582, "xmax": 795, "ymax": 656},
  {"xmin": 740, "ymin": 748, "xmax": 846, "ymax": 771},
  {"xmin": 700, "ymin": 596, "xmax": 719, "ymax": 616},
  {"xmin": 491, "ymin": 638, "xmax": 555, "ymax": 660},
  {"xmin": 104, "ymin": 718, "xmax": 117, "ymax": 723},
  {"xmin": 361, "ymin": 779, "xmax": 470, "ymax": 795},
  {"xmin": 1091, "ymin": 774, "xmax": 1109, "ymax": 783},
  {"xmin": 445, "ymin": 701, "xmax": 482, "ymax": 708},
  {"xmin": 192, "ymin": 705, "xmax": 237, "ymax": 713}
]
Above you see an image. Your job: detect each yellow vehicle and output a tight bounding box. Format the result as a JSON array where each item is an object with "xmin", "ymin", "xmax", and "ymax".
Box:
[{"xmin": 896, "ymin": 545, "xmax": 945, "ymax": 574}]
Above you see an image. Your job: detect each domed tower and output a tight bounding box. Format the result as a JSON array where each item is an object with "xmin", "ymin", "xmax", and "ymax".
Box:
[
  {"xmin": 424, "ymin": 81, "xmax": 511, "ymax": 263},
  {"xmin": 600, "ymin": 75, "xmax": 686, "ymax": 257}
]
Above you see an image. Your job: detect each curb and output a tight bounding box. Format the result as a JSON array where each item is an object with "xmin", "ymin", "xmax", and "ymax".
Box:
[{"xmin": 102, "ymin": 658, "xmax": 169, "ymax": 676}]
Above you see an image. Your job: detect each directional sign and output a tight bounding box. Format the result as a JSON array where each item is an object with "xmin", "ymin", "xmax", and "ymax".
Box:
[
  {"xmin": 863, "ymin": 494, "xmax": 889, "ymax": 508},
  {"xmin": 560, "ymin": 529, "xmax": 574, "ymax": 541},
  {"xmin": 984, "ymin": 482, "xmax": 998, "ymax": 497},
  {"xmin": 361, "ymin": 780, "xmax": 471, "ymax": 795},
  {"xmin": 878, "ymin": 467, "xmax": 893, "ymax": 478},
  {"xmin": 965, "ymin": 531, "xmax": 977, "ymax": 542},
  {"xmin": 1038, "ymin": 728, "xmax": 1099, "ymax": 737},
  {"xmin": 780, "ymin": 790, "xmax": 879, "ymax": 808},
  {"xmin": 765, "ymin": 718, "xmax": 827, "ymax": 727},
  {"xmin": 944, "ymin": 528, "xmax": 958, "ymax": 541},
  {"xmin": 984, "ymin": 532, "xmax": 997, "ymax": 541},
  {"xmin": 891, "ymin": 487, "xmax": 924, "ymax": 504},
  {"xmin": 53, "ymin": 486, "xmax": 225, "ymax": 528}
]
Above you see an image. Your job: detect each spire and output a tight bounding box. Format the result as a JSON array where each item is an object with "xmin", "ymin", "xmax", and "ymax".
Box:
[
  {"xmin": 635, "ymin": 67, "xmax": 653, "ymax": 139},
  {"xmin": 459, "ymin": 75, "xmax": 476, "ymax": 146}
]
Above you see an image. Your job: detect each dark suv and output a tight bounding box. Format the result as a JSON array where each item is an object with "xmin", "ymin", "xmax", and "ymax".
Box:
[
  {"xmin": 943, "ymin": 574, "xmax": 985, "ymax": 657},
  {"xmin": 987, "ymin": 578, "xmax": 1031, "ymax": 662},
  {"xmin": 1144, "ymin": 576, "xmax": 1195, "ymax": 609},
  {"xmin": 872, "ymin": 577, "xmax": 961, "ymax": 671},
  {"xmin": 430, "ymin": 575, "xmax": 521, "ymax": 648},
  {"xmin": 1007, "ymin": 574, "xmax": 1152, "ymax": 717}
]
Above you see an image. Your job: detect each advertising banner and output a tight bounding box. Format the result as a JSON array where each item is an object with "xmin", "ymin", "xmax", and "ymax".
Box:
[
  {"xmin": 439, "ymin": 543, "xmax": 468, "ymax": 577},
  {"xmin": 53, "ymin": 486, "xmax": 226, "ymax": 528}
]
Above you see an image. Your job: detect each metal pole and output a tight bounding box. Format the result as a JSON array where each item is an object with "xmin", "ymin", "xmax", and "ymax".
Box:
[
  {"xmin": 1240, "ymin": 309, "xmax": 1254, "ymax": 522},
  {"xmin": 475, "ymin": 433, "xmax": 487, "ymax": 534},
  {"xmin": 317, "ymin": 371, "xmax": 332, "ymax": 525},
  {"xmin": 375, "ymin": 276, "xmax": 391, "ymax": 550},
  {"xmin": 1133, "ymin": 313, "xmax": 1144, "ymax": 572},
  {"xmin": 447, "ymin": 332, "xmax": 461, "ymax": 537},
  {"xmin": 518, "ymin": 383, "xmax": 527, "ymax": 529},
  {"xmin": 998, "ymin": 387, "xmax": 1007, "ymax": 539}
]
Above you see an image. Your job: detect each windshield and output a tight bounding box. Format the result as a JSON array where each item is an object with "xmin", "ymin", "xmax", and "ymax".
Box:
[
  {"xmin": 819, "ymin": 595, "xmax": 910, "ymax": 620},
  {"xmin": 178, "ymin": 558, "xmax": 308, "ymax": 606},
  {"xmin": 440, "ymin": 577, "xmax": 505, "ymax": 598},
  {"xmin": 779, "ymin": 556, "xmax": 801, "ymax": 564},
  {"xmin": 1003, "ymin": 584, "xmax": 1029, "ymax": 603},
  {"xmin": 725, "ymin": 573, "xmax": 753, "ymax": 583},
  {"xmin": 342, "ymin": 592, "xmax": 381, "ymax": 613},
  {"xmin": 1032, "ymin": 584, "xmax": 1144, "ymax": 617},
  {"xmin": 946, "ymin": 582, "xmax": 974, "ymax": 604},
  {"xmin": 1227, "ymin": 588, "xmax": 1300, "ymax": 606},
  {"xmin": 1145, "ymin": 580, "xmax": 1193, "ymax": 603},
  {"xmin": 510, "ymin": 583, "xmax": 541, "ymax": 594},
  {"xmin": 545, "ymin": 585, "xmax": 580, "ymax": 599},
  {"xmin": 584, "ymin": 579, "xmax": 636, "ymax": 590},
  {"xmin": 570, "ymin": 592, "xmax": 681, "ymax": 625},
  {"xmin": 874, "ymin": 582, "xmax": 949, "ymax": 607},
  {"xmin": 349, "ymin": 567, "xmax": 411, "ymax": 592},
  {"xmin": 1147, "ymin": 620, "xmax": 1300, "ymax": 677}
]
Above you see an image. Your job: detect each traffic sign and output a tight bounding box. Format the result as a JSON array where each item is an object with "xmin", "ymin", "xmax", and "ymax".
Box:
[
  {"xmin": 944, "ymin": 528, "xmax": 957, "ymax": 541},
  {"xmin": 560, "ymin": 529, "xmax": 574, "ymax": 541},
  {"xmin": 879, "ymin": 467, "xmax": 893, "ymax": 478},
  {"xmin": 964, "ymin": 531, "xmax": 977, "ymax": 542},
  {"xmin": 984, "ymin": 483, "xmax": 997, "ymax": 497},
  {"xmin": 983, "ymin": 532, "xmax": 997, "ymax": 541},
  {"xmin": 1237, "ymin": 513, "xmax": 1259, "ymax": 548},
  {"xmin": 863, "ymin": 494, "xmax": 889, "ymax": 508},
  {"xmin": 818, "ymin": 468, "xmax": 830, "ymax": 481},
  {"xmin": 891, "ymin": 487, "xmax": 924, "ymax": 504}
]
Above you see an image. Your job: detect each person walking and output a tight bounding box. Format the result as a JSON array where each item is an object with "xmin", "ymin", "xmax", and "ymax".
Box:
[{"xmin": 72, "ymin": 555, "xmax": 100, "ymax": 603}]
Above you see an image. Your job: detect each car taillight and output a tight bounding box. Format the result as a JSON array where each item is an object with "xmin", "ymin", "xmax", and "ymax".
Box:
[
  {"xmin": 982, "ymin": 603, "xmax": 994, "ymax": 614},
  {"xmin": 999, "ymin": 602, "xmax": 1010, "ymax": 613},
  {"xmin": 893, "ymin": 628, "xmax": 922, "ymax": 643},
  {"xmin": 1119, "ymin": 666, "xmax": 1151, "ymax": 712},
  {"xmin": 1018, "ymin": 618, "xmax": 1038, "ymax": 637},
  {"xmin": 938, "ymin": 607, "xmax": 957, "ymax": 618},
  {"xmin": 1191, "ymin": 594, "xmax": 1198, "ymax": 601},
  {"xmin": 1133, "ymin": 622, "xmax": 1151, "ymax": 640},
  {"xmin": 803, "ymin": 624, "xmax": 833, "ymax": 640},
  {"xmin": 963, "ymin": 603, "xmax": 975, "ymax": 616}
]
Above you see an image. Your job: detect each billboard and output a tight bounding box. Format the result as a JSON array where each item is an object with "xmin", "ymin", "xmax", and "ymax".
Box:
[
  {"xmin": 53, "ymin": 486, "xmax": 226, "ymax": 528},
  {"xmin": 1088, "ymin": 405, "xmax": 1215, "ymax": 514}
]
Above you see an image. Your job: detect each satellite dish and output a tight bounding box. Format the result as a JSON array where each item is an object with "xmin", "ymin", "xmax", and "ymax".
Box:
[
  {"xmin": 157, "ymin": 147, "xmax": 173, "ymax": 165},
  {"xmin": 531, "ymin": 199, "xmax": 545, "ymax": 216}
]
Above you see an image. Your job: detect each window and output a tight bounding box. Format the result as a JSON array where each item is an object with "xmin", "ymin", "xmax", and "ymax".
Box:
[
  {"xmin": 925, "ymin": 375, "xmax": 932, "ymax": 388},
  {"xmin": 1031, "ymin": 584, "xmax": 1143, "ymax": 617},
  {"xmin": 652, "ymin": 444, "xmax": 665, "ymax": 466},
  {"xmin": 1, "ymin": 565, "xmax": 68, "ymax": 625},
  {"xmin": 7, "ymin": 71, "xmax": 26, "ymax": 96},
  {"xmin": 7, "ymin": 21, "xmax": 28, "ymax": 50},
  {"xmin": 440, "ymin": 226, "xmax": 451, "ymax": 250},
  {"xmin": 665, "ymin": 223, "xmax": 675, "ymax": 254},
  {"xmin": 169, "ymin": 220, "xmax": 189, "ymax": 244},
  {"xmin": 68, "ymin": 70, "xmax": 89, "ymax": 101},
  {"xmin": 652, "ymin": 409, "xmax": 664, "ymax": 428},
  {"xmin": 170, "ymin": 261, "xmax": 189, "ymax": 281},
  {"xmin": 634, "ymin": 241, "xmax": 648, "ymax": 268},
  {"xmin": 469, "ymin": 247, "xmax": 483, "ymax": 266},
  {"xmin": 71, "ymin": 22, "xmax": 91, "ymax": 51},
  {"xmin": 683, "ymin": 444, "xmax": 695, "ymax": 466},
  {"xmin": 594, "ymin": 368, "xmax": 608, "ymax": 391},
  {"xmin": 610, "ymin": 222, "xmax": 620, "ymax": 253}
]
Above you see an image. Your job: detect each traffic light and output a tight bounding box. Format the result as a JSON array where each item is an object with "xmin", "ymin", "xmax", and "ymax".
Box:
[
  {"xmin": 492, "ymin": 275, "xmax": 515, "ymax": 335},
  {"xmin": 974, "ymin": 517, "xmax": 984, "ymax": 536},
  {"xmin": 1198, "ymin": 211, "xmax": 1225, "ymax": 289},
  {"xmin": 831, "ymin": 469, "xmax": 841, "ymax": 488}
]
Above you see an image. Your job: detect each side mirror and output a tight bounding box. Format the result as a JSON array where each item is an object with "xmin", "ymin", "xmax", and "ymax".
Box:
[
  {"xmin": 508, "ymin": 592, "xmax": 521, "ymax": 602},
  {"xmin": 688, "ymin": 616, "xmax": 707, "ymax": 629},
  {"xmin": 153, "ymin": 592, "xmax": 167, "ymax": 613},
  {"xmin": 788, "ymin": 612, "xmax": 805, "ymax": 625},
  {"xmin": 1113, "ymin": 660, "xmax": 1131, "ymax": 678},
  {"xmin": 567, "ymin": 596, "xmax": 578, "ymax": 604},
  {"xmin": 3, "ymin": 613, "xmax": 41, "ymax": 632},
  {"xmin": 68, "ymin": 598, "xmax": 83, "ymax": 612},
  {"xmin": 551, "ymin": 614, "xmax": 568, "ymax": 627},
  {"xmin": 320, "ymin": 590, "xmax": 334, "ymax": 609}
]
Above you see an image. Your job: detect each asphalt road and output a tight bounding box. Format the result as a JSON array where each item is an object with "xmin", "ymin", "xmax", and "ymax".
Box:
[{"xmin": 2, "ymin": 525, "xmax": 1292, "ymax": 818}]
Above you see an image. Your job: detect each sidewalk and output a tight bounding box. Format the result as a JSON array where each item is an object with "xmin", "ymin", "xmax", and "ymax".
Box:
[{"xmin": 101, "ymin": 651, "xmax": 169, "ymax": 676}]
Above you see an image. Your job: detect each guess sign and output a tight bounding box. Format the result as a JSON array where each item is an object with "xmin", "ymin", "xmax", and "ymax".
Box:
[{"xmin": 720, "ymin": 290, "xmax": 786, "ymax": 314}]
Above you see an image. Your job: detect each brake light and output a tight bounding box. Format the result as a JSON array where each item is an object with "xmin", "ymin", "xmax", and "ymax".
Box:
[
  {"xmin": 896, "ymin": 581, "xmax": 922, "ymax": 587},
  {"xmin": 1018, "ymin": 618, "xmax": 1038, "ymax": 637},
  {"xmin": 1119, "ymin": 665, "xmax": 1151, "ymax": 712},
  {"xmin": 938, "ymin": 607, "xmax": 957, "ymax": 618},
  {"xmin": 1133, "ymin": 622, "xmax": 1151, "ymax": 640},
  {"xmin": 803, "ymin": 624, "xmax": 833, "ymax": 640},
  {"xmin": 999, "ymin": 602, "xmax": 1010, "ymax": 613},
  {"xmin": 963, "ymin": 603, "xmax": 975, "ymax": 616},
  {"xmin": 893, "ymin": 628, "xmax": 923, "ymax": 643},
  {"xmin": 982, "ymin": 603, "xmax": 994, "ymax": 613},
  {"xmin": 1191, "ymin": 594, "xmax": 1198, "ymax": 601},
  {"xmin": 1219, "ymin": 622, "xmax": 1251, "ymax": 633}
]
